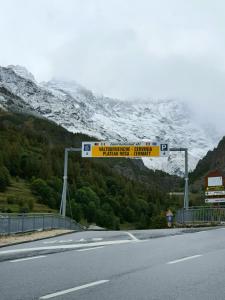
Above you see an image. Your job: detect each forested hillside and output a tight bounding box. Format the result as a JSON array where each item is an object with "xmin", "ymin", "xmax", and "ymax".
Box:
[
  {"xmin": 187, "ymin": 136, "xmax": 225, "ymax": 207},
  {"xmin": 0, "ymin": 110, "xmax": 182, "ymax": 229},
  {"xmin": 190, "ymin": 137, "xmax": 225, "ymax": 184}
]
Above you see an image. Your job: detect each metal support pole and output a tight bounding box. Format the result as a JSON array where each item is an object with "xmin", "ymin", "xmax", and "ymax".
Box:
[
  {"xmin": 60, "ymin": 148, "xmax": 82, "ymax": 217},
  {"xmin": 169, "ymin": 147, "xmax": 189, "ymax": 210},
  {"xmin": 184, "ymin": 149, "xmax": 189, "ymax": 209},
  {"xmin": 60, "ymin": 149, "xmax": 68, "ymax": 217}
]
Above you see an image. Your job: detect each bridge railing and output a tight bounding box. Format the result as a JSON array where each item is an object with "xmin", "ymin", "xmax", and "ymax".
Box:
[
  {"xmin": 176, "ymin": 206, "xmax": 225, "ymax": 225},
  {"xmin": 0, "ymin": 213, "xmax": 85, "ymax": 235}
]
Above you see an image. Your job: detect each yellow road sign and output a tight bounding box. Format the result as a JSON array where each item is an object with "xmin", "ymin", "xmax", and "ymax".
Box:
[{"xmin": 82, "ymin": 142, "xmax": 169, "ymax": 158}]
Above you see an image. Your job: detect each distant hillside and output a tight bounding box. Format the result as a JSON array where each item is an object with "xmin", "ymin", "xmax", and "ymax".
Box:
[
  {"xmin": 190, "ymin": 137, "xmax": 225, "ymax": 205},
  {"xmin": 0, "ymin": 110, "xmax": 182, "ymax": 229}
]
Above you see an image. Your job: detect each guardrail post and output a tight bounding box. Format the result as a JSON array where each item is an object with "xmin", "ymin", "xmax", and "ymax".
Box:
[
  {"xmin": 33, "ymin": 215, "xmax": 35, "ymax": 231},
  {"xmin": 22, "ymin": 214, "xmax": 24, "ymax": 233},
  {"xmin": 42, "ymin": 215, "xmax": 45, "ymax": 231},
  {"xmin": 8, "ymin": 216, "xmax": 11, "ymax": 235}
]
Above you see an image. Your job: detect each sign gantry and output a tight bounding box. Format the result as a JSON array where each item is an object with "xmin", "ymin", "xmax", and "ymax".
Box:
[{"xmin": 60, "ymin": 142, "xmax": 189, "ymax": 217}]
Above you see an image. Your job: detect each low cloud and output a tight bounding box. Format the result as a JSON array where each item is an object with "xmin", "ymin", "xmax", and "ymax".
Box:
[{"xmin": 0, "ymin": 0, "xmax": 225, "ymax": 131}]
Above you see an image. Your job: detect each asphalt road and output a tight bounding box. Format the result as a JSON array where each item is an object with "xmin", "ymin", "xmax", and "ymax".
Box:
[{"xmin": 1, "ymin": 227, "xmax": 225, "ymax": 300}]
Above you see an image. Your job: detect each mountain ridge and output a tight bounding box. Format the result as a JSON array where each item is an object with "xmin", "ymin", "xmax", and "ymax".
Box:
[{"xmin": 0, "ymin": 65, "xmax": 221, "ymax": 175}]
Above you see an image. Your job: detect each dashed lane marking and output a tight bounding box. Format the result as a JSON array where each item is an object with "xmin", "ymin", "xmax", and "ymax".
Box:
[
  {"xmin": 167, "ymin": 254, "xmax": 203, "ymax": 265},
  {"xmin": 39, "ymin": 280, "xmax": 109, "ymax": 299},
  {"xmin": 10, "ymin": 255, "xmax": 46, "ymax": 263}
]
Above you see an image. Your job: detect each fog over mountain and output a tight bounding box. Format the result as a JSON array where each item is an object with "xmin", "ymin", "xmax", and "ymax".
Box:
[
  {"xmin": 0, "ymin": 1, "xmax": 224, "ymax": 130},
  {"xmin": 0, "ymin": 65, "xmax": 222, "ymax": 176}
]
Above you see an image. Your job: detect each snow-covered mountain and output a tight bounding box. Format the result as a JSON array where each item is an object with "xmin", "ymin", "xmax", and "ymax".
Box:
[{"xmin": 0, "ymin": 65, "xmax": 220, "ymax": 175}]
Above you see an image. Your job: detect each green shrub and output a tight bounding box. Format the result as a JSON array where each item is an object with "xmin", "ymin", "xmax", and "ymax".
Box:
[
  {"xmin": 7, "ymin": 195, "xmax": 17, "ymax": 204},
  {"xmin": 0, "ymin": 166, "xmax": 10, "ymax": 192}
]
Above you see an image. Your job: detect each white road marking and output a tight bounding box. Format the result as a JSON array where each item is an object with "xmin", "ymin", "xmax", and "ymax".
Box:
[
  {"xmin": 125, "ymin": 232, "xmax": 139, "ymax": 241},
  {"xmin": 77, "ymin": 246, "xmax": 104, "ymax": 252},
  {"xmin": 0, "ymin": 239, "xmax": 133, "ymax": 255},
  {"xmin": 167, "ymin": 254, "xmax": 203, "ymax": 264},
  {"xmin": 43, "ymin": 239, "xmax": 73, "ymax": 244},
  {"xmin": 91, "ymin": 238, "xmax": 103, "ymax": 241},
  {"xmin": 43, "ymin": 241, "xmax": 58, "ymax": 244},
  {"xmin": 194, "ymin": 230, "xmax": 208, "ymax": 234},
  {"xmin": 10, "ymin": 255, "xmax": 46, "ymax": 263},
  {"xmin": 39, "ymin": 280, "xmax": 109, "ymax": 299},
  {"xmin": 79, "ymin": 238, "xmax": 86, "ymax": 242},
  {"xmin": 58, "ymin": 240, "xmax": 73, "ymax": 243}
]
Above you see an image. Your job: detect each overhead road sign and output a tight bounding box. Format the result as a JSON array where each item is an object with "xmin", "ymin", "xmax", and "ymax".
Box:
[{"xmin": 82, "ymin": 141, "xmax": 169, "ymax": 158}]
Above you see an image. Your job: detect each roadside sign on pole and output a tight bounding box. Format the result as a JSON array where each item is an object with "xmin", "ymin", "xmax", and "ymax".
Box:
[
  {"xmin": 205, "ymin": 170, "xmax": 225, "ymax": 204},
  {"xmin": 205, "ymin": 191, "xmax": 225, "ymax": 196},
  {"xmin": 205, "ymin": 198, "xmax": 225, "ymax": 203},
  {"xmin": 82, "ymin": 142, "xmax": 169, "ymax": 158}
]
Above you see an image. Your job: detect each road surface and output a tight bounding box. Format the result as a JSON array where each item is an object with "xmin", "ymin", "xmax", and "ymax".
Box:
[{"xmin": 0, "ymin": 227, "xmax": 225, "ymax": 299}]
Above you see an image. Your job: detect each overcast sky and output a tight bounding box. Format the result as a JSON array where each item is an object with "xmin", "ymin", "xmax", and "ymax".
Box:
[{"xmin": 0, "ymin": 0, "xmax": 225, "ymax": 130}]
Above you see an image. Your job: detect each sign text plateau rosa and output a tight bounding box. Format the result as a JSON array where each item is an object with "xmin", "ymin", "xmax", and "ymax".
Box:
[{"xmin": 92, "ymin": 145, "xmax": 159, "ymax": 157}]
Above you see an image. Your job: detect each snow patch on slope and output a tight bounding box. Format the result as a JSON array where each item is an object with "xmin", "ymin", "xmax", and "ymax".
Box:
[
  {"xmin": 7, "ymin": 65, "xmax": 36, "ymax": 82},
  {"xmin": 0, "ymin": 65, "xmax": 220, "ymax": 175}
]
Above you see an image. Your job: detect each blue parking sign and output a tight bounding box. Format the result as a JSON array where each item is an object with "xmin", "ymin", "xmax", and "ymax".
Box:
[{"xmin": 84, "ymin": 144, "xmax": 91, "ymax": 151}]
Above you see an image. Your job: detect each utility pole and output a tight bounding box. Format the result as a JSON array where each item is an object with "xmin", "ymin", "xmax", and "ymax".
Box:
[
  {"xmin": 184, "ymin": 148, "xmax": 189, "ymax": 209},
  {"xmin": 169, "ymin": 148, "xmax": 189, "ymax": 209},
  {"xmin": 60, "ymin": 148, "xmax": 81, "ymax": 217}
]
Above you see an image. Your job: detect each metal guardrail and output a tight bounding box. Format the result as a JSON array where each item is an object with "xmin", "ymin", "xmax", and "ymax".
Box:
[
  {"xmin": 176, "ymin": 207, "xmax": 225, "ymax": 225},
  {"xmin": 0, "ymin": 214, "xmax": 84, "ymax": 235}
]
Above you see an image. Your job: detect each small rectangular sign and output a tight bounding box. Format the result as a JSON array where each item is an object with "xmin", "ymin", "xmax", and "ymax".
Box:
[
  {"xmin": 205, "ymin": 198, "xmax": 225, "ymax": 203},
  {"xmin": 82, "ymin": 142, "xmax": 169, "ymax": 158},
  {"xmin": 206, "ymin": 186, "xmax": 224, "ymax": 191},
  {"xmin": 208, "ymin": 176, "xmax": 223, "ymax": 187},
  {"xmin": 205, "ymin": 191, "xmax": 225, "ymax": 196}
]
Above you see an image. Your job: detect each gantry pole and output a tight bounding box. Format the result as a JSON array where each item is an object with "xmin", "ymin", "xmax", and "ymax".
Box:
[{"xmin": 169, "ymin": 148, "xmax": 189, "ymax": 209}]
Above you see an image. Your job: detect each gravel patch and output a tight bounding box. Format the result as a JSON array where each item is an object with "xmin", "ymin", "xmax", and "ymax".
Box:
[{"xmin": 0, "ymin": 229, "xmax": 73, "ymax": 246}]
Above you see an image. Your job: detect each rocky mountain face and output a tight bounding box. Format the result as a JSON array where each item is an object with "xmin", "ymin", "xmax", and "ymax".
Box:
[{"xmin": 0, "ymin": 65, "xmax": 221, "ymax": 175}]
